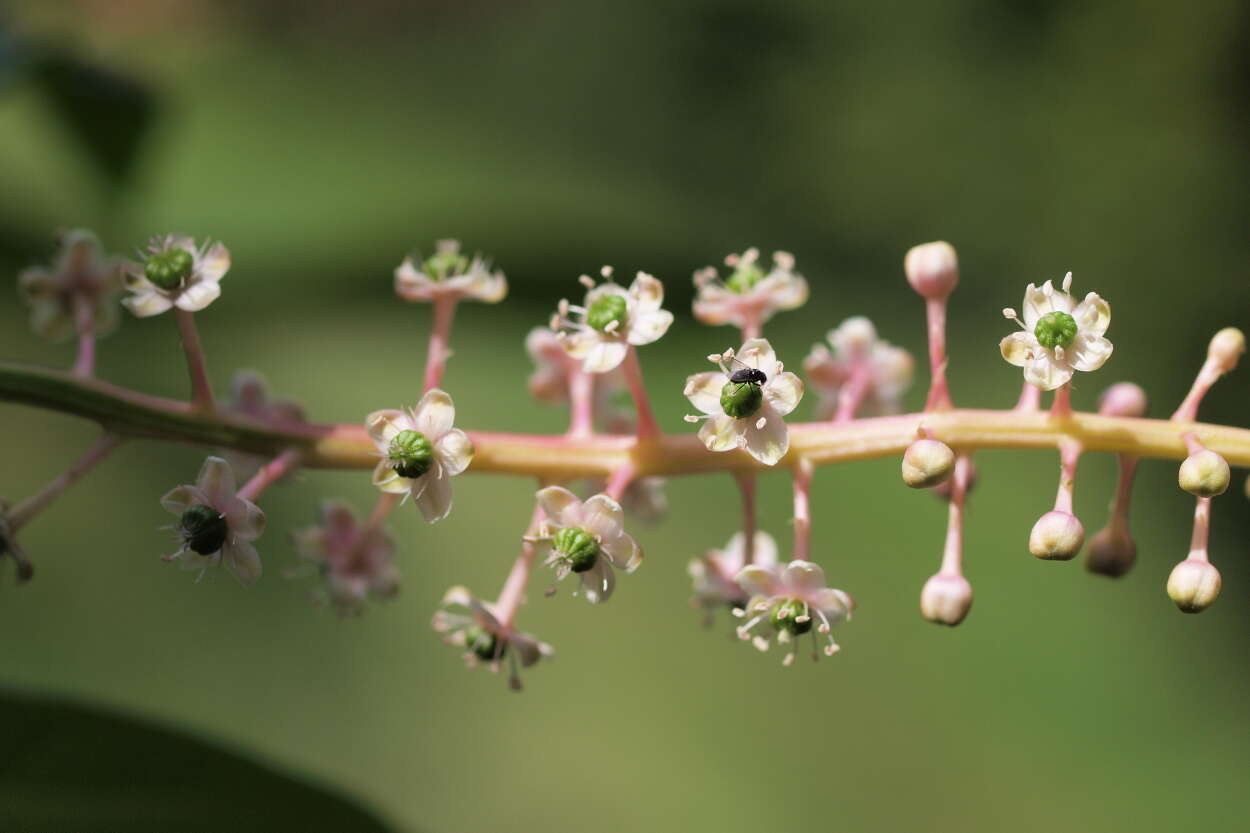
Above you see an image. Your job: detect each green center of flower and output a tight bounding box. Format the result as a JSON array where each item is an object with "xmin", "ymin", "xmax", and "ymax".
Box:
[
  {"xmin": 726, "ymin": 262, "xmax": 765, "ymax": 293},
  {"xmin": 388, "ymin": 429, "xmax": 433, "ymax": 479},
  {"xmin": 720, "ymin": 381, "xmax": 763, "ymax": 419},
  {"xmin": 423, "ymin": 250, "xmax": 469, "ymax": 281},
  {"xmin": 770, "ymin": 598, "xmax": 813, "ymax": 635},
  {"xmin": 180, "ymin": 504, "xmax": 228, "ymax": 555},
  {"xmin": 464, "ymin": 625, "xmax": 504, "ymax": 661},
  {"xmin": 553, "ymin": 526, "xmax": 599, "ymax": 572},
  {"xmin": 586, "ymin": 294, "xmax": 628, "ymax": 333},
  {"xmin": 145, "ymin": 248, "xmax": 194, "ymax": 291},
  {"xmin": 1034, "ymin": 311, "xmax": 1078, "ymax": 350}
]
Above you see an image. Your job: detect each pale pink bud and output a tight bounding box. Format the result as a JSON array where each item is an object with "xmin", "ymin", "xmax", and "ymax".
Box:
[
  {"xmin": 919, "ymin": 573, "xmax": 973, "ymax": 626},
  {"xmin": 1097, "ymin": 382, "xmax": 1147, "ymax": 418},
  {"xmin": 1207, "ymin": 327, "xmax": 1245, "ymax": 373},
  {"xmin": 903, "ymin": 241, "xmax": 959, "ymax": 299},
  {"xmin": 901, "ymin": 438, "xmax": 955, "ymax": 489},
  {"xmin": 1028, "ymin": 510, "xmax": 1084, "ymax": 561},
  {"xmin": 1167, "ymin": 559, "xmax": 1221, "ymax": 613},
  {"xmin": 1178, "ymin": 450, "xmax": 1230, "ymax": 498}
]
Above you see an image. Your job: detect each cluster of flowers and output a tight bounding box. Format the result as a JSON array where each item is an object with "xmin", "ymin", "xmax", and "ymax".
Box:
[{"xmin": 6, "ymin": 230, "xmax": 1247, "ymax": 692}]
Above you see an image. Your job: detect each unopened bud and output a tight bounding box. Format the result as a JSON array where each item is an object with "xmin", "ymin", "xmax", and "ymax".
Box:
[
  {"xmin": 919, "ymin": 573, "xmax": 973, "ymax": 626},
  {"xmin": 1166, "ymin": 558, "xmax": 1221, "ymax": 613},
  {"xmin": 1028, "ymin": 510, "xmax": 1084, "ymax": 561},
  {"xmin": 903, "ymin": 241, "xmax": 959, "ymax": 299},
  {"xmin": 901, "ymin": 439, "xmax": 955, "ymax": 489},
  {"xmin": 1085, "ymin": 524, "xmax": 1136, "ymax": 578},
  {"xmin": 1207, "ymin": 327, "xmax": 1245, "ymax": 372},
  {"xmin": 1178, "ymin": 450, "xmax": 1230, "ymax": 497},
  {"xmin": 1097, "ymin": 382, "xmax": 1147, "ymax": 418}
]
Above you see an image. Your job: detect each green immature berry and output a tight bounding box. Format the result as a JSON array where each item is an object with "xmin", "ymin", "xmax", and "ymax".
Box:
[
  {"xmin": 586, "ymin": 294, "xmax": 628, "ymax": 333},
  {"xmin": 388, "ymin": 429, "xmax": 434, "ymax": 479},
  {"xmin": 1034, "ymin": 311, "xmax": 1078, "ymax": 350},
  {"xmin": 726, "ymin": 262, "xmax": 765, "ymax": 293},
  {"xmin": 465, "ymin": 625, "xmax": 504, "ymax": 661},
  {"xmin": 144, "ymin": 248, "xmax": 195, "ymax": 291},
  {"xmin": 770, "ymin": 599, "xmax": 812, "ymax": 635},
  {"xmin": 180, "ymin": 504, "xmax": 228, "ymax": 555},
  {"xmin": 720, "ymin": 382, "xmax": 763, "ymax": 419},
  {"xmin": 424, "ymin": 250, "xmax": 468, "ymax": 280},
  {"xmin": 553, "ymin": 526, "xmax": 599, "ymax": 572}
]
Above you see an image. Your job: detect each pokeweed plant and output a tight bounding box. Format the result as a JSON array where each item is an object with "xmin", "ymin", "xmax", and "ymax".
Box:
[{"xmin": 3, "ymin": 232, "xmax": 1248, "ymax": 690}]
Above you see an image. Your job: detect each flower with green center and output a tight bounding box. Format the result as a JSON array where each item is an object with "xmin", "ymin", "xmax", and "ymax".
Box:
[
  {"xmin": 688, "ymin": 531, "xmax": 780, "ymax": 627},
  {"xmin": 803, "ymin": 316, "xmax": 914, "ymax": 419},
  {"xmin": 160, "ymin": 456, "xmax": 265, "ymax": 584},
  {"xmin": 684, "ymin": 338, "xmax": 804, "ymax": 466},
  {"xmin": 367, "ymin": 389, "xmax": 474, "ymax": 523},
  {"xmin": 586, "ymin": 294, "xmax": 628, "ymax": 332},
  {"xmin": 530, "ymin": 486, "xmax": 643, "ymax": 603},
  {"xmin": 692, "ymin": 248, "xmax": 809, "ymax": 330},
  {"xmin": 734, "ymin": 559, "xmax": 854, "ymax": 665},
  {"xmin": 394, "ymin": 239, "xmax": 507, "ymax": 304},
  {"xmin": 551, "ymin": 267, "xmax": 674, "ymax": 373},
  {"xmin": 432, "ymin": 586, "xmax": 554, "ymax": 691},
  {"xmin": 17, "ymin": 229, "xmax": 124, "ymax": 343},
  {"xmin": 1000, "ymin": 272, "xmax": 1113, "ymax": 390},
  {"xmin": 122, "ymin": 235, "xmax": 231, "ymax": 317},
  {"xmin": 292, "ymin": 499, "xmax": 398, "ymax": 616}
]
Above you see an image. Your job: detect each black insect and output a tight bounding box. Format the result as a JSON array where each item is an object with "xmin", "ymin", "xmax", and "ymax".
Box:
[{"xmin": 727, "ymin": 358, "xmax": 767, "ymax": 386}]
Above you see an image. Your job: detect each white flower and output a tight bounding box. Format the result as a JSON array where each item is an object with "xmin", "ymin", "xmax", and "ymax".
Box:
[
  {"xmin": 1000, "ymin": 272, "xmax": 1112, "ymax": 390},
  {"xmin": 432, "ymin": 585, "xmax": 554, "ymax": 690},
  {"xmin": 530, "ymin": 485, "xmax": 642, "ymax": 603},
  {"xmin": 803, "ymin": 316, "xmax": 914, "ymax": 418},
  {"xmin": 223, "ymin": 370, "xmax": 306, "ymax": 479},
  {"xmin": 394, "ymin": 239, "xmax": 507, "ymax": 304},
  {"xmin": 122, "ymin": 234, "xmax": 231, "ymax": 317},
  {"xmin": 160, "ymin": 456, "xmax": 265, "ymax": 584},
  {"xmin": 366, "ymin": 389, "xmax": 474, "ymax": 523},
  {"xmin": 525, "ymin": 326, "xmax": 627, "ymax": 407},
  {"xmin": 734, "ymin": 560, "xmax": 855, "ymax": 664},
  {"xmin": 292, "ymin": 499, "xmax": 398, "ymax": 615},
  {"xmin": 551, "ymin": 267, "xmax": 674, "ymax": 373},
  {"xmin": 684, "ymin": 338, "xmax": 804, "ymax": 466},
  {"xmin": 692, "ymin": 248, "xmax": 809, "ymax": 329},
  {"xmin": 688, "ymin": 531, "xmax": 780, "ymax": 624},
  {"xmin": 17, "ymin": 229, "xmax": 124, "ymax": 342}
]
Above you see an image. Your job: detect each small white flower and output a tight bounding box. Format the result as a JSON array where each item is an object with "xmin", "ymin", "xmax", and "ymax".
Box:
[
  {"xmin": 734, "ymin": 560, "xmax": 855, "ymax": 664},
  {"xmin": 530, "ymin": 485, "xmax": 642, "ymax": 603},
  {"xmin": 525, "ymin": 326, "xmax": 627, "ymax": 407},
  {"xmin": 160, "ymin": 456, "xmax": 265, "ymax": 584},
  {"xmin": 223, "ymin": 370, "xmax": 306, "ymax": 480},
  {"xmin": 432, "ymin": 585, "xmax": 554, "ymax": 690},
  {"xmin": 1000, "ymin": 272, "xmax": 1112, "ymax": 390},
  {"xmin": 292, "ymin": 499, "xmax": 399, "ymax": 615},
  {"xmin": 394, "ymin": 239, "xmax": 507, "ymax": 304},
  {"xmin": 366, "ymin": 389, "xmax": 474, "ymax": 524},
  {"xmin": 688, "ymin": 531, "xmax": 780, "ymax": 624},
  {"xmin": 122, "ymin": 234, "xmax": 230, "ymax": 317},
  {"xmin": 551, "ymin": 268, "xmax": 674, "ymax": 373},
  {"xmin": 684, "ymin": 338, "xmax": 804, "ymax": 466},
  {"xmin": 803, "ymin": 316, "xmax": 914, "ymax": 418},
  {"xmin": 692, "ymin": 248, "xmax": 809, "ymax": 329},
  {"xmin": 17, "ymin": 229, "xmax": 124, "ymax": 342}
]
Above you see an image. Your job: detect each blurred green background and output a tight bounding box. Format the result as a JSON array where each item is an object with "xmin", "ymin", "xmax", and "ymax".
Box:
[{"xmin": 3, "ymin": 1, "xmax": 1250, "ymax": 831}]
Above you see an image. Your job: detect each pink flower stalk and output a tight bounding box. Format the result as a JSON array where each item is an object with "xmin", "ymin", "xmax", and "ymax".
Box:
[
  {"xmin": 920, "ymin": 454, "xmax": 974, "ymax": 625},
  {"xmin": 904, "ymin": 242, "xmax": 960, "ymax": 411},
  {"xmin": 1086, "ymin": 383, "xmax": 1148, "ymax": 577},
  {"xmin": 1028, "ymin": 439, "xmax": 1085, "ymax": 561}
]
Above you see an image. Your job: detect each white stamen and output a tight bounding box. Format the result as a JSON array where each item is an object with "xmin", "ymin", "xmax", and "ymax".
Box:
[
  {"xmin": 578, "ymin": 275, "xmax": 595, "ymax": 289},
  {"xmin": 1062, "ymin": 271, "xmax": 1073, "ymax": 293},
  {"xmin": 755, "ymin": 417, "xmax": 767, "ymax": 430},
  {"xmin": 684, "ymin": 414, "xmax": 703, "ymax": 423},
  {"xmin": 783, "ymin": 652, "xmax": 796, "ymax": 666},
  {"xmin": 752, "ymin": 636, "xmax": 770, "ymax": 652},
  {"xmin": 600, "ymin": 265, "xmax": 614, "ymax": 280},
  {"xmin": 604, "ymin": 320, "xmax": 620, "ymax": 334}
]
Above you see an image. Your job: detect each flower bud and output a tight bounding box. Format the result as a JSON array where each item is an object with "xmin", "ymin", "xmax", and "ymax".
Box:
[
  {"xmin": 1028, "ymin": 510, "xmax": 1084, "ymax": 561},
  {"xmin": 1166, "ymin": 558, "xmax": 1221, "ymax": 613},
  {"xmin": 179, "ymin": 504, "xmax": 228, "ymax": 555},
  {"xmin": 903, "ymin": 241, "xmax": 959, "ymax": 299},
  {"xmin": 586, "ymin": 294, "xmax": 628, "ymax": 332},
  {"xmin": 1207, "ymin": 327, "xmax": 1245, "ymax": 372},
  {"xmin": 901, "ymin": 439, "xmax": 955, "ymax": 489},
  {"xmin": 919, "ymin": 573, "xmax": 973, "ymax": 626},
  {"xmin": 388, "ymin": 429, "xmax": 434, "ymax": 479},
  {"xmin": 720, "ymin": 380, "xmax": 763, "ymax": 418},
  {"xmin": 1097, "ymin": 382, "xmax": 1147, "ymax": 418},
  {"xmin": 553, "ymin": 526, "xmax": 599, "ymax": 572},
  {"xmin": 144, "ymin": 247, "xmax": 194, "ymax": 291},
  {"xmin": 1085, "ymin": 524, "xmax": 1136, "ymax": 578},
  {"xmin": 1178, "ymin": 450, "xmax": 1230, "ymax": 497}
]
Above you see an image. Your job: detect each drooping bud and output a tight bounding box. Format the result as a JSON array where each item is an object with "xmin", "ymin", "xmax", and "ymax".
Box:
[
  {"xmin": 720, "ymin": 381, "xmax": 763, "ymax": 418},
  {"xmin": 1028, "ymin": 510, "xmax": 1084, "ymax": 561},
  {"xmin": 144, "ymin": 247, "xmax": 194, "ymax": 291},
  {"xmin": 1178, "ymin": 450, "xmax": 1230, "ymax": 497},
  {"xmin": 179, "ymin": 504, "xmax": 228, "ymax": 555},
  {"xmin": 1166, "ymin": 558, "xmax": 1221, "ymax": 613},
  {"xmin": 1207, "ymin": 327, "xmax": 1245, "ymax": 372},
  {"xmin": 586, "ymin": 294, "xmax": 628, "ymax": 332},
  {"xmin": 1085, "ymin": 524, "xmax": 1136, "ymax": 578},
  {"xmin": 1033, "ymin": 311, "xmax": 1078, "ymax": 350},
  {"xmin": 901, "ymin": 438, "xmax": 955, "ymax": 488},
  {"xmin": 769, "ymin": 599, "xmax": 812, "ymax": 635},
  {"xmin": 388, "ymin": 429, "xmax": 434, "ymax": 479},
  {"xmin": 919, "ymin": 573, "xmax": 973, "ymax": 626},
  {"xmin": 903, "ymin": 241, "xmax": 959, "ymax": 299},
  {"xmin": 1097, "ymin": 382, "xmax": 1148, "ymax": 418},
  {"xmin": 553, "ymin": 526, "xmax": 599, "ymax": 572}
]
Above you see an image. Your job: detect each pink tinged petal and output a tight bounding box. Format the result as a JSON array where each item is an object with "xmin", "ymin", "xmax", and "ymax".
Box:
[
  {"xmin": 1073, "ymin": 293, "xmax": 1111, "ymax": 337},
  {"xmin": 413, "ymin": 389, "xmax": 456, "ymax": 438},
  {"xmin": 752, "ymin": 532, "xmax": 780, "ymax": 567},
  {"xmin": 195, "ymin": 457, "xmax": 237, "ymax": 508},
  {"xmin": 536, "ymin": 485, "xmax": 584, "ymax": 528},
  {"xmin": 225, "ymin": 497, "xmax": 266, "ymax": 541},
  {"xmin": 29, "ymin": 299, "xmax": 73, "ymax": 341},
  {"xmin": 763, "ymin": 372, "xmax": 803, "ymax": 416},
  {"xmin": 122, "ymin": 290, "xmax": 174, "ymax": 318},
  {"xmin": 742, "ymin": 409, "xmax": 789, "ymax": 465},
  {"xmin": 394, "ymin": 259, "xmax": 434, "ymax": 301},
  {"xmin": 174, "ymin": 279, "xmax": 221, "ymax": 312},
  {"xmin": 435, "ymin": 429, "xmax": 474, "ymax": 475},
  {"xmin": 684, "ymin": 371, "xmax": 730, "ymax": 415},
  {"xmin": 365, "ymin": 409, "xmax": 407, "ymax": 447},
  {"xmin": 160, "ymin": 485, "xmax": 207, "ymax": 516},
  {"xmin": 510, "ymin": 633, "xmax": 544, "ymax": 667},
  {"xmin": 783, "ymin": 560, "xmax": 828, "ymax": 592},
  {"xmin": 736, "ymin": 564, "xmax": 781, "ymax": 597},
  {"xmin": 761, "ymin": 273, "xmax": 808, "ymax": 310},
  {"xmin": 581, "ymin": 494, "xmax": 625, "ymax": 538},
  {"xmin": 1024, "ymin": 354, "xmax": 1072, "ymax": 391},
  {"xmin": 736, "ymin": 338, "xmax": 777, "ymax": 371},
  {"xmin": 582, "ymin": 339, "xmax": 629, "ymax": 374},
  {"xmin": 223, "ymin": 540, "xmax": 262, "ymax": 585},
  {"xmin": 412, "ymin": 466, "xmax": 454, "ymax": 523},
  {"xmin": 802, "ymin": 346, "xmax": 845, "ymax": 391},
  {"xmin": 627, "ymin": 309, "xmax": 674, "ymax": 345},
  {"xmin": 628, "ymin": 272, "xmax": 665, "ymax": 312},
  {"xmin": 1000, "ymin": 332, "xmax": 1036, "ymax": 367},
  {"xmin": 580, "ymin": 560, "xmax": 615, "ymax": 603},
  {"xmin": 197, "ymin": 242, "xmax": 231, "ymax": 282},
  {"xmin": 811, "ymin": 588, "xmax": 853, "ymax": 620},
  {"xmin": 1069, "ymin": 333, "xmax": 1113, "ymax": 372},
  {"xmin": 698, "ymin": 413, "xmax": 742, "ymax": 453},
  {"xmin": 600, "ymin": 530, "xmax": 642, "ymax": 572},
  {"xmin": 371, "ymin": 460, "xmax": 410, "ymax": 494}
]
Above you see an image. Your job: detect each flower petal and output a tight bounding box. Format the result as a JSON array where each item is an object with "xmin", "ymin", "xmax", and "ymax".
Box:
[
  {"xmin": 810, "ymin": 588, "xmax": 853, "ymax": 619},
  {"xmin": 628, "ymin": 271, "xmax": 665, "ymax": 312},
  {"xmin": 581, "ymin": 494, "xmax": 624, "ymax": 538},
  {"xmin": 174, "ymin": 279, "xmax": 221, "ymax": 312},
  {"xmin": 684, "ymin": 371, "xmax": 730, "ymax": 415},
  {"xmin": 435, "ymin": 428, "xmax": 474, "ymax": 475},
  {"xmin": 365, "ymin": 409, "xmax": 407, "ymax": 447},
  {"xmin": 536, "ymin": 485, "xmax": 583, "ymax": 528},
  {"xmin": 580, "ymin": 560, "xmax": 615, "ymax": 603},
  {"xmin": 371, "ymin": 459, "xmax": 410, "ymax": 494},
  {"xmin": 223, "ymin": 540, "xmax": 262, "ymax": 585},
  {"xmin": 198, "ymin": 242, "xmax": 231, "ymax": 283},
  {"xmin": 736, "ymin": 564, "xmax": 780, "ymax": 597},
  {"xmin": 1021, "ymin": 281, "xmax": 1073, "ymax": 327},
  {"xmin": 1073, "ymin": 293, "xmax": 1111, "ymax": 338},
  {"xmin": 412, "ymin": 466, "xmax": 454, "ymax": 523},
  {"xmin": 582, "ymin": 339, "xmax": 628, "ymax": 374},
  {"xmin": 752, "ymin": 532, "xmax": 780, "ymax": 567},
  {"xmin": 599, "ymin": 530, "xmax": 642, "ymax": 572},
  {"xmin": 1000, "ymin": 332, "xmax": 1036, "ymax": 367},
  {"xmin": 122, "ymin": 290, "xmax": 174, "ymax": 318},
  {"xmin": 1069, "ymin": 333, "xmax": 1113, "ymax": 372},
  {"xmin": 763, "ymin": 372, "xmax": 803, "ymax": 416},
  {"xmin": 759, "ymin": 272, "xmax": 808, "ymax": 311},
  {"xmin": 627, "ymin": 309, "xmax": 673, "ymax": 346},
  {"xmin": 736, "ymin": 338, "xmax": 777, "ymax": 371},
  {"xmin": 195, "ymin": 457, "xmax": 237, "ymax": 507},
  {"xmin": 783, "ymin": 560, "xmax": 828, "ymax": 592},
  {"xmin": 742, "ymin": 408, "xmax": 789, "ymax": 465},
  {"xmin": 1024, "ymin": 354, "xmax": 1072, "ymax": 390},
  {"xmin": 225, "ymin": 497, "xmax": 266, "ymax": 541},
  {"xmin": 161, "ymin": 485, "xmax": 207, "ymax": 516},
  {"xmin": 698, "ymin": 413, "xmax": 741, "ymax": 453},
  {"xmin": 413, "ymin": 389, "xmax": 455, "ymax": 439}
]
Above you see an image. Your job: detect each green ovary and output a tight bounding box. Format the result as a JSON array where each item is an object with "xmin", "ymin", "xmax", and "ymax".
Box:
[{"xmin": 1034, "ymin": 311, "xmax": 1077, "ymax": 350}]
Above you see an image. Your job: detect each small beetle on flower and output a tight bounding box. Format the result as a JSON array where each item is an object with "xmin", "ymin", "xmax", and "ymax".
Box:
[
  {"xmin": 734, "ymin": 560, "xmax": 855, "ymax": 664},
  {"xmin": 527, "ymin": 485, "xmax": 642, "ymax": 603},
  {"xmin": 688, "ymin": 531, "xmax": 780, "ymax": 626},
  {"xmin": 684, "ymin": 338, "xmax": 803, "ymax": 466},
  {"xmin": 550, "ymin": 267, "xmax": 674, "ymax": 373},
  {"xmin": 18, "ymin": 229, "xmax": 124, "ymax": 343},
  {"xmin": 366, "ymin": 389, "xmax": 474, "ymax": 523},
  {"xmin": 1000, "ymin": 272, "xmax": 1112, "ymax": 390},
  {"xmin": 692, "ymin": 248, "xmax": 809, "ymax": 331},
  {"xmin": 122, "ymin": 235, "xmax": 231, "ymax": 317},
  {"xmin": 292, "ymin": 499, "xmax": 399, "ymax": 615},
  {"xmin": 160, "ymin": 456, "xmax": 265, "ymax": 584},
  {"xmin": 394, "ymin": 239, "xmax": 507, "ymax": 304},
  {"xmin": 432, "ymin": 585, "xmax": 554, "ymax": 691},
  {"xmin": 804, "ymin": 316, "xmax": 914, "ymax": 419}
]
